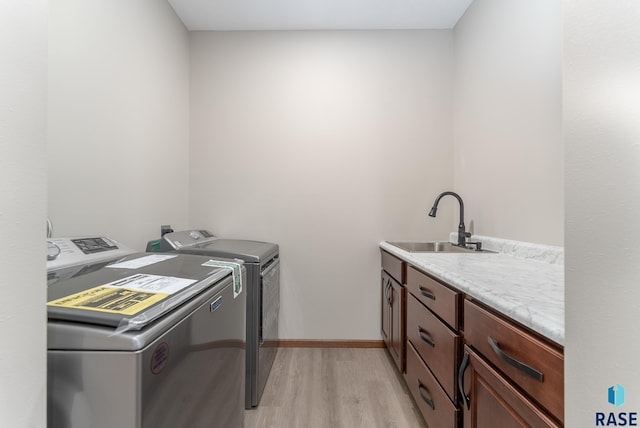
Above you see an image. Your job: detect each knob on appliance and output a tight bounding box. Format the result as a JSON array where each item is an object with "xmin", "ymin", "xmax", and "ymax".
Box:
[{"xmin": 47, "ymin": 240, "xmax": 61, "ymax": 261}]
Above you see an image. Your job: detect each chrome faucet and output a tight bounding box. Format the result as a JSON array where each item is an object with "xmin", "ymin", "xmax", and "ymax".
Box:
[{"xmin": 428, "ymin": 191, "xmax": 471, "ymax": 247}]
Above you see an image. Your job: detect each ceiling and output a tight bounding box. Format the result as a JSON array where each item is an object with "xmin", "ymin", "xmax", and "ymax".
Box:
[{"xmin": 168, "ymin": 0, "xmax": 473, "ymax": 31}]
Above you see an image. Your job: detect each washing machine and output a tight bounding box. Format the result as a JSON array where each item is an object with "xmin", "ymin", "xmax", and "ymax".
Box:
[
  {"xmin": 46, "ymin": 236, "xmax": 246, "ymax": 428},
  {"xmin": 147, "ymin": 229, "xmax": 279, "ymax": 409}
]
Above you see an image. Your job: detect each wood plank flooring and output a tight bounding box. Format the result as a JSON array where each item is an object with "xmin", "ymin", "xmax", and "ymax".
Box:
[{"xmin": 245, "ymin": 348, "xmax": 428, "ymax": 428}]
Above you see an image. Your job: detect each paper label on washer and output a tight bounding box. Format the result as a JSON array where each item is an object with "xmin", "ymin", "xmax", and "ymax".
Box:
[
  {"xmin": 47, "ymin": 286, "xmax": 169, "ymax": 315},
  {"xmin": 47, "ymin": 274, "xmax": 198, "ymax": 315},
  {"xmin": 107, "ymin": 254, "xmax": 177, "ymax": 269},
  {"xmin": 202, "ymin": 260, "xmax": 243, "ymax": 298},
  {"xmin": 107, "ymin": 273, "xmax": 197, "ymax": 294}
]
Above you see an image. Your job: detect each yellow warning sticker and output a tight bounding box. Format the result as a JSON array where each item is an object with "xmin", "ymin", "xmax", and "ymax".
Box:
[{"xmin": 47, "ymin": 286, "xmax": 169, "ymax": 315}]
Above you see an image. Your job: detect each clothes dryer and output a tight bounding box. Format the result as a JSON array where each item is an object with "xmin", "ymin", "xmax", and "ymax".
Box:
[{"xmin": 147, "ymin": 229, "xmax": 279, "ymax": 408}]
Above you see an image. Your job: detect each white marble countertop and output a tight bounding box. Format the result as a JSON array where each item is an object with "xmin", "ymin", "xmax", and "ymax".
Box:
[{"xmin": 379, "ymin": 236, "xmax": 564, "ymax": 346}]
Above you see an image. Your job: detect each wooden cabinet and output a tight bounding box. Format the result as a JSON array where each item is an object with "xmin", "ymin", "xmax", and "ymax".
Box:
[
  {"xmin": 381, "ymin": 270, "xmax": 392, "ymax": 343},
  {"xmin": 461, "ymin": 299, "xmax": 564, "ymax": 426},
  {"xmin": 405, "ymin": 266, "xmax": 462, "ymax": 426},
  {"xmin": 381, "ymin": 251, "xmax": 406, "ymax": 373},
  {"xmin": 407, "ymin": 293, "xmax": 461, "ymax": 401},
  {"xmin": 406, "ymin": 341, "xmax": 459, "ymax": 428},
  {"xmin": 406, "ymin": 265, "xmax": 461, "ymax": 330},
  {"xmin": 382, "ymin": 250, "xmax": 404, "ymax": 286},
  {"xmin": 379, "ymin": 249, "xmax": 564, "ymax": 427},
  {"xmin": 459, "ymin": 346, "xmax": 560, "ymax": 428}
]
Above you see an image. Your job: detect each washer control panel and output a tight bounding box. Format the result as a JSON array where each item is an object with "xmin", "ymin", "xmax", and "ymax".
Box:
[
  {"xmin": 70, "ymin": 237, "xmax": 119, "ymax": 254},
  {"xmin": 46, "ymin": 236, "xmax": 136, "ymax": 272}
]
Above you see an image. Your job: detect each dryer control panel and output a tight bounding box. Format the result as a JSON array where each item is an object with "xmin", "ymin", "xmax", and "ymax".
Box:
[
  {"xmin": 152, "ymin": 230, "xmax": 217, "ymax": 251},
  {"xmin": 47, "ymin": 236, "xmax": 136, "ymax": 272}
]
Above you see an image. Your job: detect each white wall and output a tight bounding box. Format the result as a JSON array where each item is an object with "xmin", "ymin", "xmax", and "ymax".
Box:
[
  {"xmin": 48, "ymin": 0, "xmax": 191, "ymax": 250},
  {"xmin": 453, "ymin": 0, "xmax": 563, "ymax": 245},
  {"xmin": 0, "ymin": 2, "xmax": 48, "ymax": 427},
  {"xmin": 565, "ymin": 0, "xmax": 640, "ymax": 425},
  {"xmin": 190, "ymin": 31, "xmax": 455, "ymax": 339}
]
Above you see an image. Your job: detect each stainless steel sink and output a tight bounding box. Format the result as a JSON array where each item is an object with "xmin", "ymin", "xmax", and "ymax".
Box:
[{"xmin": 387, "ymin": 241, "xmax": 492, "ymax": 253}]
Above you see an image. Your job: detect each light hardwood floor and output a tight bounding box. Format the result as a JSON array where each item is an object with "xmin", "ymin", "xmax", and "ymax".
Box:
[{"xmin": 245, "ymin": 348, "xmax": 428, "ymax": 428}]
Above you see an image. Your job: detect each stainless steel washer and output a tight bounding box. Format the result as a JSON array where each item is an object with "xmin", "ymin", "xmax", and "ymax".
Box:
[
  {"xmin": 47, "ymin": 236, "xmax": 246, "ymax": 428},
  {"xmin": 147, "ymin": 230, "xmax": 279, "ymax": 409}
]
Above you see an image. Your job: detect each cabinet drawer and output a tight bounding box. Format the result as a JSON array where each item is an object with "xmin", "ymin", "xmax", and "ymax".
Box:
[
  {"xmin": 407, "ymin": 293, "xmax": 460, "ymax": 402},
  {"xmin": 406, "ymin": 265, "xmax": 460, "ymax": 330},
  {"xmin": 464, "ymin": 299, "xmax": 564, "ymax": 422},
  {"xmin": 381, "ymin": 250, "xmax": 405, "ymax": 284},
  {"xmin": 406, "ymin": 342, "xmax": 459, "ymax": 428}
]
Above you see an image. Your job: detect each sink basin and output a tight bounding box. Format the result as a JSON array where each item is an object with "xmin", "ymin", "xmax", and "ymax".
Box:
[{"xmin": 388, "ymin": 241, "xmax": 491, "ymax": 253}]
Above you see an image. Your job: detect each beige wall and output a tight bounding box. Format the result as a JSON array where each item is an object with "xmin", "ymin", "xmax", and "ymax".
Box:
[
  {"xmin": 45, "ymin": 1, "xmax": 566, "ymax": 343},
  {"xmin": 189, "ymin": 31, "xmax": 455, "ymax": 339},
  {"xmin": 565, "ymin": 0, "xmax": 640, "ymax": 423},
  {"xmin": 48, "ymin": 0, "xmax": 191, "ymax": 249},
  {"xmin": 453, "ymin": 0, "xmax": 563, "ymax": 245},
  {"xmin": 0, "ymin": 1, "xmax": 48, "ymax": 426}
]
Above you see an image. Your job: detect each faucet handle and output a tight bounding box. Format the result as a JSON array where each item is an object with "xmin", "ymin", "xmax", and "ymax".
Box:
[{"xmin": 466, "ymin": 241, "xmax": 482, "ymax": 251}]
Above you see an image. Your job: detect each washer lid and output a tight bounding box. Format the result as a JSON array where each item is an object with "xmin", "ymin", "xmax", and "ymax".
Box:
[
  {"xmin": 47, "ymin": 253, "xmax": 231, "ymax": 329},
  {"xmin": 188, "ymin": 239, "xmax": 278, "ymax": 264},
  {"xmin": 48, "ymin": 274, "xmax": 235, "ymax": 352}
]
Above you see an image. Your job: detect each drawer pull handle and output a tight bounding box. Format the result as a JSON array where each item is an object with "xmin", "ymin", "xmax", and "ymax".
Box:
[
  {"xmin": 418, "ymin": 327, "xmax": 435, "ymax": 348},
  {"xmin": 488, "ymin": 336, "xmax": 544, "ymax": 382},
  {"xmin": 419, "ymin": 287, "xmax": 436, "ymax": 300},
  {"xmin": 417, "ymin": 381, "xmax": 435, "ymax": 410},
  {"xmin": 458, "ymin": 351, "xmax": 470, "ymax": 410}
]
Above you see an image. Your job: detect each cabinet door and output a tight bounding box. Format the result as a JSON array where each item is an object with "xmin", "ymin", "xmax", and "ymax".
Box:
[
  {"xmin": 459, "ymin": 347, "xmax": 560, "ymax": 428},
  {"xmin": 381, "ymin": 272, "xmax": 392, "ymax": 344},
  {"xmin": 464, "ymin": 300, "xmax": 564, "ymax": 421},
  {"xmin": 381, "ymin": 271, "xmax": 404, "ymax": 372},
  {"xmin": 389, "ymin": 279, "xmax": 405, "ymax": 372}
]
